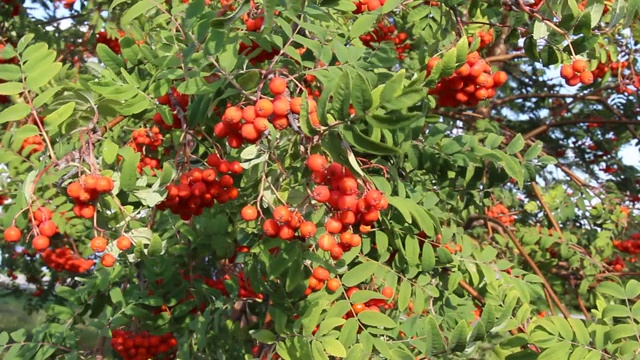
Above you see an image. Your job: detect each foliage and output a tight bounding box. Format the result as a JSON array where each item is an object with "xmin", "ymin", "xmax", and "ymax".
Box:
[{"xmin": 1, "ymin": 0, "xmax": 640, "ymax": 359}]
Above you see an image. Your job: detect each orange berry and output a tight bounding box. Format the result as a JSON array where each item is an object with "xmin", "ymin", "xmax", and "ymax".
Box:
[
  {"xmin": 272, "ymin": 98, "xmax": 290, "ymax": 116},
  {"xmin": 273, "ymin": 206, "xmax": 292, "ymax": 223},
  {"xmin": 317, "ymin": 233, "xmax": 337, "ymax": 251},
  {"xmin": 352, "ymin": 303, "xmax": 366, "ymax": 314},
  {"xmin": 241, "ymin": 205, "xmax": 259, "ymax": 221},
  {"xmin": 255, "ymin": 99, "xmax": 274, "ymax": 117},
  {"xmin": 242, "ymin": 106, "xmax": 257, "ymax": 122},
  {"xmin": 38, "ymin": 220, "xmax": 58, "ymax": 237},
  {"xmin": 290, "ymin": 97, "xmax": 302, "ymax": 114},
  {"xmin": 271, "ymin": 115, "xmax": 289, "ymax": 130},
  {"xmin": 325, "ymin": 217, "xmax": 342, "ymax": 234},
  {"xmin": 381, "ymin": 286, "xmax": 394, "ymax": 299},
  {"xmin": 101, "ymin": 253, "xmax": 116, "ymax": 267},
  {"xmin": 262, "ymin": 219, "xmax": 280, "ymax": 237},
  {"xmin": 269, "ymin": 76, "xmax": 288, "ymax": 95},
  {"xmin": 580, "ymin": 70, "xmax": 594, "ymax": 85},
  {"xmin": 241, "ymin": 123, "xmax": 261, "ymax": 142},
  {"xmin": 312, "ymin": 266, "xmax": 330, "ymax": 281},
  {"xmin": 327, "ymin": 278, "xmax": 341, "ymax": 292},
  {"xmin": 278, "ymin": 225, "xmax": 296, "ymax": 240},
  {"xmin": 560, "ymin": 64, "xmax": 574, "ymax": 79},
  {"xmin": 66, "ymin": 181, "xmax": 84, "ymax": 199},
  {"xmin": 299, "ymin": 221, "xmax": 317, "ymax": 238},
  {"xmin": 572, "ymin": 59, "xmax": 588, "ymax": 73},
  {"xmin": 96, "ymin": 176, "xmax": 114, "ymax": 193},
  {"xmin": 253, "ymin": 117, "xmax": 270, "ymax": 132},
  {"xmin": 90, "ymin": 236, "xmax": 108, "ymax": 253},
  {"xmin": 307, "ymin": 154, "xmax": 328, "ymax": 172},
  {"xmin": 223, "ymin": 106, "xmax": 243, "ymax": 124},
  {"xmin": 116, "ymin": 236, "xmax": 132, "ymax": 251},
  {"xmin": 32, "ymin": 235, "xmax": 50, "ymax": 251},
  {"xmin": 4, "ymin": 226, "xmax": 21, "ymax": 242}
]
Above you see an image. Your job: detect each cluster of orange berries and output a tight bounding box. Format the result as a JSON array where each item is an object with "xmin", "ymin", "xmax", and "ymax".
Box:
[
  {"xmin": 427, "ymin": 51, "xmax": 508, "ymax": 107},
  {"xmin": 41, "ymin": 247, "xmax": 94, "ymax": 273},
  {"xmin": 156, "ymin": 154, "xmax": 242, "ymax": 220},
  {"xmin": 486, "ymin": 203, "xmax": 515, "ymax": 226},
  {"xmin": 239, "ymin": 5, "xmax": 280, "ymax": 65},
  {"xmin": 128, "ymin": 127, "xmax": 163, "ymax": 174},
  {"xmin": 305, "ymin": 266, "xmax": 341, "ymax": 295},
  {"xmin": 154, "ymin": 87, "xmax": 188, "ymax": 130},
  {"xmin": 20, "ymin": 135, "xmax": 45, "ymax": 156},
  {"xmin": 206, "ymin": 271, "xmax": 264, "ymax": 299},
  {"xmin": 613, "ymin": 234, "xmax": 640, "ymax": 255},
  {"xmin": 352, "ymin": 0, "xmax": 386, "ymax": 13},
  {"xmin": 468, "ymin": 29, "xmax": 494, "ymax": 49},
  {"xmin": 560, "ymin": 59, "xmax": 594, "ymax": 86},
  {"xmin": 344, "ymin": 286, "xmax": 395, "ymax": 317},
  {"xmin": 214, "ymin": 77, "xmax": 319, "ymax": 148},
  {"xmin": 96, "ymin": 30, "xmax": 124, "ymax": 55},
  {"xmin": 607, "ymin": 255, "xmax": 626, "ymax": 272},
  {"xmin": 111, "ymin": 329, "xmax": 178, "ymax": 360},
  {"xmin": 259, "ymin": 205, "xmax": 318, "ymax": 241},
  {"xmin": 67, "ymin": 174, "xmax": 115, "ymax": 219},
  {"xmin": 359, "ymin": 22, "xmax": 411, "ymax": 60},
  {"xmin": 3, "ymin": 207, "xmax": 58, "ymax": 251}
]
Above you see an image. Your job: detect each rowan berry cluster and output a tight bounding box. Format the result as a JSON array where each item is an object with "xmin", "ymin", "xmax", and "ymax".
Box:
[
  {"xmin": 20, "ymin": 135, "xmax": 45, "ymax": 156},
  {"xmin": 239, "ymin": 4, "xmax": 279, "ymax": 65},
  {"xmin": 154, "ymin": 87, "xmax": 188, "ymax": 130},
  {"xmin": 156, "ymin": 154, "xmax": 242, "ymax": 220},
  {"xmin": 205, "ymin": 271, "xmax": 264, "ymax": 299},
  {"xmin": 560, "ymin": 59, "xmax": 594, "ymax": 86},
  {"xmin": 343, "ymin": 286, "xmax": 395, "ymax": 317},
  {"xmin": 486, "ymin": 203, "xmax": 515, "ymax": 226},
  {"xmin": 41, "ymin": 247, "xmax": 94, "ymax": 273},
  {"xmin": 352, "ymin": 0, "xmax": 386, "ymax": 13},
  {"xmin": 427, "ymin": 51, "xmax": 508, "ymax": 107},
  {"xmin": 613, "ymin": 234, "xmax": 640, "ymax": 255},
  {"xmin": 67, "ymin": 174, "xmax": 115, "ymax": 219},
  {"xmin": 307, "ymin": 154, "xmax": 387, "ymax": 259},
  {"xmin": 110, "ymin": 329, "xmax": 178, "ymax": 360},
  {"xmin": 305, "ymin": 266, "xmax": 340, "ymax": 295},
  {"xmin": 468, "ymin": 29, "xmax": 493, "ymax": 49},
  {"xmin": 607, "ymin": 255, "xmax": 625, "ymax": 272},
  {"xmin": 96, "ymin": 30, "xmax": 124, "ymax": 55},
  {"xmin": 359, "ymin": 22, "xmax": 411, "ymax": 60},
  {"xmin": 214, "ymin": 77, "xmax": 319, "ymax": 148},
  {"xmin": 260, "ymin": 205, "xmax": 318, "ymax": 241},
  {"xmin": 128, "ymin": 127, "xmax": 163, "ymax": 174}
]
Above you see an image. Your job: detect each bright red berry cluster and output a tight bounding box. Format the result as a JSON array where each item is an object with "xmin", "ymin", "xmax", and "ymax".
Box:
[
  {"xmin": 428, "ymin": 51, "xmax": 508, "ymax": 107},
  {"xmin": 41, "ymin": 247, "xmax": 94, "ymax": 273},
  {"xmin": 214, "ymin": 77, "xmax": 319, "ymax": 148},
  {"xmin": 306, "ymin": 154, "xmax": 387, "ymax": 260},
  {"xmin": 467, "ymin": 29, "xmax": 494, "ymax": 49},
  {"xmin": 156, "ymin": 154, "xmax": 242, "ymax": 220},
  {"xmin": 261, "ymin": 205, "xmax": 317, "ymax": 241},
  {"xmin": 66, "ymin": 174, "xmax": 114, "ymax": 219},
  {"xmin": 613, "ymin": 234, "xmax": 640, "ymax": 255},
  {"xmin": 154, "ymin": 87, "xmax": 189, "ymax": 130},
  {"xmin": 359, "ymin": 22, "xmax": 411, "ymax": 60},
  {"xmin": 607, "ymin": 255, "xmax": 626, "ymax": 272},
  {"xmin": 205, "ymin": 271, "xmax": 264, "ymax": 299},
  {"xmin": 128, "ymin": 127, "xmax": 164, "ymax": 174},
  {"xmin": 238, "ymin": 4, "xmax": 279, "ymax": 65},
  {"xmin": 343, "ymin": 286, "xmax": 395, "ymax": 318},
  {"xmin": 560, "ymin": 59, "xmax": 594, "ymax": 86},
  {"xmin": 111, "ymin": 329, "xmax": 178, "ymax": 360},
  {"xmin": 305, "ymin": 266, "xmax": 341, "ymax": 295},
  {"xmin": 20, "ymin": 135, "xmax": 45, "ymax": 156},
  {"xmin": 352, "ymin": 0, "xmax": 386, "ymax": 13},
  {"xmin": 96, "ymin": 30, "xmax": 124, "ymax": 55},
  {"xmin": 486, "ymin": 203, "xmax": 515, "ymax": 226}
]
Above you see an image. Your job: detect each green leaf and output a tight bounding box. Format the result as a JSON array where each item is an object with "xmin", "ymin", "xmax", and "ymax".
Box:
[
  {"xmin": 33, "ymin": 86, "xmax": 62, "ymax": 108},
  {"xmin": 506, "ymin": 134, "xmax": 525, "ymax": 154},
  {"xmin": 598, "ymin": 281, "xmax": 626, "ymax": 299},
  {"xmin": 0, "ymin": 103, "xmax": 31, "ymax": 124},
  {"xmin": 610, "ymin": 324, "xmax": 637, "ymax": 341},
  {"xmin": 351, "ymin": 14, "xmax": 378, "ymax": 38},
  {"xmin": 350, "ymin": 290, "xmax": 389, "ymax": 304},
  {"xmin": 524, "ymin": 141, "xmax": 543, "ymax": 160},
  {"xmin": 358, "ymin": 311, "xmax": 397, "ymax": 328},
  {"xmin": 121, "ymin": 0, "xmax": 161, "ymax": 26},
  {"xmin": 10, "ymin": 328, "xmax": 26, "ymax": 342},
  {"xmin": 0, "ymin": 64, "xmax": 21, "ymax": 81},
  {"xmin": 103, "ymin": 139, "xmax": 119, "ymax": 165},
  {"xmin": 97, "ymin": 43, "xmax": 125, "ymax": 71},
  {"xmin": 110, "ymin": 287, "xmax": 125, "ymax": 307},
  {"xmin": 421, "ymin": 240, "xmax": 435, "ymax": 271},
  {"xmin": 448, "ymin": 320, "xmax": 469, "ymax": 352},
  {"xmin": 44, "ymin": 102, "xmax": 75, "ymax": 134},
  {"xmin": 365, "ymin": 112, "xmax": 421, "ymax": 129},
  {"xmin": 348, "ymin": 68, "xmax": 373, "ymax": 115},
  {"xmin": 11, "ymin": 124, "xmax": 40, "ymax": 152},
  {"xmin": 118, "ymin": 147, "xmax": 141, "ymax": 191},
  {"xmin": 252, "ymin": 329, "xmax": 277, "ymax": 344},
  {"xmin": 397, "ymin": 280, "xmax": 411, "ymax": 312},
  {"xmin": 341, "ymin": 125, "xmax": 399, "ymax": 156},
  {"xmin": 341, "ymin": 262, "xmax": 377, "ymax": 287},
  {"xmin": 321, "ymin": 338, "xmax": 347, "ymax": 357},
  {"xmin": 567, "ymin": 318, "xmax": 589, "ymax": 345},
  {"xmin": 0, "ymin": 81, "xmax": 24, "ymax": 95},
  {"xmin": 625, "ymin": 279, "xmax": 640, "ymax": 299},
  {"xmin": 380, "ymin": 70, "xmax": 405, "ymax": 106},
  {"xmin": 147, "ymin": 234, "xmax": 163, "ymax": 256},
  {"xmin": 25, "ymin": 61, "xmax": 62, "ymax": 90},
  {"xmin": 17, "ymin": 34, "xmax": 35, "ymax": 53},
  {"xmin": 533, "ymin": 20, "xmax": 550, "ymax": 39},
  {"xmin": 0, "ymin": 332, "xmax": 8, "ymax": 346}
]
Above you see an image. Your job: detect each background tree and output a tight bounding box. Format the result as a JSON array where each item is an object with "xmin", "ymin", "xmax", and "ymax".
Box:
[{"xmin": 1, "ymin": 0, "xmax": 640, "ymax": 359}]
